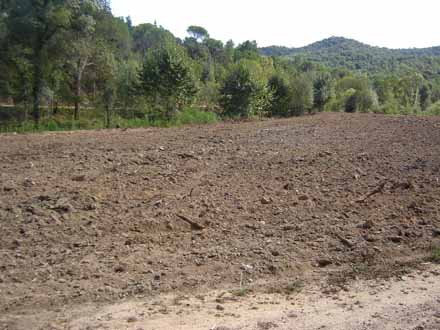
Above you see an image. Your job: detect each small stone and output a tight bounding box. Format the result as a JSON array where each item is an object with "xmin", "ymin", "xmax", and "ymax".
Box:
[
  {"xmin": 287, "ymin": 311, "xmax": 298, "ymax": 318},
  {"xmin": 71, "ymin": 175, "xmax": 86, "ymax": 182},
  {"xmin": 23, "ymin": 178, "xmax": 36, "ymax": 187},
  {"xmin": 317, "ymin": 258, "xmax": 332, "ymax": 267},
  {"xmin": 261, "ymin": 197, "xmax": 272, "ymax": 205},
  {"xmin": 127, "ymin": 316, "xmax": 138, "ymax": 323},
  {"xmin": 298, "ymin": 195, "xmax": 309, "ymax": 201},
  {"xmin": 361, "ymin": 219, "xmax": 374, "ymax": 229},
  {"xmin": 54, "ymin": 199, "xmax": 74, "ymax": 213},
  {"xmin": 84, "ymin": 203, "xmax": 97, "ymax": 211},
  {"xmin": 388, "ymin": 236, "xmax": 403, "ymax": 243},
  {"xmin": 283, "ymin": 183, "xmax": 294, "ymax": 191},
  {"xmin": 114, "ymin": 265, "xmax": 126, "ymax": 273},
  {"xmin": 257, "ymin": 321, "xmax": 278, "ymax": 329},
  {"xmin": 216, "ymin": 304, "xmax": 225, "ymax": 311}
]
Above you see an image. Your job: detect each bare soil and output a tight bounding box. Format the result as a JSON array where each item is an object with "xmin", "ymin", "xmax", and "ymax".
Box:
[
  {"xmin": 60, "ymin": 265, "xmax": 440, "ymax": 330},
  {"xmin": 1, "ymin": 113, "xmax": 440, "ymax": 329}
]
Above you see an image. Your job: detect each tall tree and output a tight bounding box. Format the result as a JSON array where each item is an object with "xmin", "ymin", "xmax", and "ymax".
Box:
[
  {"xmin": 186, "ymin": 25, "xmax": 209, "ymax": 42},
  {"xmin": 313, "ymin": 72, "xmax": 334, "ymax": 112},
  {"xmin": 6, "ymin": 0, "xmax": 74, "ymax": 125},
  {"xmin": 268, "ymin": 74, "xmax": 291, "ymax": 117},
  {"xmin": 290, "ymin": 74, "xmax": 314, "ymax": 115},
  {"xmin": 138, "ymin": 43, "xmax": 197, "ymax": 118},
  {"xmin": 67, "ymin": 0, "xmax": 99, "ymax": 120}
]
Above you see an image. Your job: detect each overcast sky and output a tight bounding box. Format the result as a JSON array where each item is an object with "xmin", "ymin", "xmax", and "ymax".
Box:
[{"xmin": 111, "ymin": 0, "xmax": 439, "ymax": 49}]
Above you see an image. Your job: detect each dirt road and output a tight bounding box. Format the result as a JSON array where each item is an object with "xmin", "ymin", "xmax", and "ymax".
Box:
[
  {"xmin": 3, "ymin": 265, "xmax": 440, "ymax": 329},
  {"xmin": 67, "ymin": 265, "xmax": 440, "ymax": 330}
]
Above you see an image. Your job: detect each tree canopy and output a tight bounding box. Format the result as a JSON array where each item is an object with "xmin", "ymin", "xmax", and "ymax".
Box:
[{"xmin": 1, "ymin": 4, "xmax": 440, "ymax": 131}]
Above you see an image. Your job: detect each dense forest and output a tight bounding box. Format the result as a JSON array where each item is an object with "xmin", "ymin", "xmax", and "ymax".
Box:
[
  {"xmin": 1, "ymin": 1, "xmax": 440, "ymax": 132},
  {"xmin": 261, "ymin": 37, "xmax": 440, "ymax": 74}
]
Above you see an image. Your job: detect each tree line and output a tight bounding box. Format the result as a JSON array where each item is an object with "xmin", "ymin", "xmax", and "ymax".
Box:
[{"xmin": 1, "ymin": 1, "xmax": 440, "ymax": 131}]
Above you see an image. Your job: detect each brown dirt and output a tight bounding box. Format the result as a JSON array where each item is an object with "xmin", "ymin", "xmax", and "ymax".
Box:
[{"xmin": 0, "ymin": 113, "xmax": 440, "ymax": 329}]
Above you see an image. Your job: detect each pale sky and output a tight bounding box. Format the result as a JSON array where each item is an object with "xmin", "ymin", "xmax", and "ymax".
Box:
[{"xmin": 111, "ymin": 0, "xmax": 440, "ymax": 49}]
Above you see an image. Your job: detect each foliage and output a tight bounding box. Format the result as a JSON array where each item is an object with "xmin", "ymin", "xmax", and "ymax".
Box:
[
  {"xmin": 426, "ymin": 101, "xmax": 440, "ymax": 116},
  {"xmin": 219, "ymin": 63, "xmax": 272, "ymax": 118},
  {"xmin": 171, "ymin": 107, "xmax": 218, "ymax": 125},
  {"xmin": 268, "ymin": 74, "xmax": 291, "ymax": 117},
  {"xmin": 429, "ymin": 246, "xmax": 440, "ymax": 264},
  {"xmin": 187, "ymin": 25, "xmax": 209, "ymax": 42},
  {"xmin": 261, "ymin": 36, "xmax": 440, "ymax": 75},
  {"xmin": 336, "ymin": 76, "xmax": 378, "ymax": 113},
  {"xmin": 313, "ymin": 72, "xmax": 335, "ymax": 111},
  {"xmin": 1, "ymin": 3, "xmax": 440, "ymax": 132},
  {"xmin": 138, "ymin": 43, "xmax": 197, "ymax": 118},
  {"xmin": 290, "ymin": 74, "xmax": 314, "ymax": 115}
]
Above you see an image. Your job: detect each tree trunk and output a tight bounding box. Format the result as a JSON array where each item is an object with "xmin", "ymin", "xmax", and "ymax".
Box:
[
  {"xmin": 74, "ymin": 74, "xmax": 81, "ymax": 121},
  {"xmin": 32, "ymin": 50, "xmax": 44, "ymax": 127},
  {"xmin": 106, "ymin": 104, "xmax": 111, "ymax": 128},
  {"xmin": 74, "ymin": 60, "xmax": 85, "ymax": 121}
]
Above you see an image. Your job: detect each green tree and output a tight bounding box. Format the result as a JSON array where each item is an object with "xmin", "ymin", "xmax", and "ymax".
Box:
[
  {"xmin": 6, "ymin": 0, "xmax": 74, "ymax": 125},
  {"xmin": 138, "ymin": 43, "xmax": 197, "ymax": 118},
  {"xmin": 65, "ymin": 0, "xmax": 100, "ymax": 120},
  {"xmin": 419, "ymin": 84, "xmax": 431, "ymax": 111},
  {"xmin": 187, "ymin": 25, "xmax": 209, "ymax": 42},
  {"xmin": 290, "ymin": 74, "xmax": 314, "ymax": 115},
  {"xmin": 268, "ymin": 74, "xmax": 291, "ymax": 117},
  {"xmin": 336, "ymin": 75, "xmax": 378, "ymax": 113},
  {"xmin": 234, "ymin": 40, "xmax": 259, "ymax": 61},
  {"xmin": 132, "ymin": 23, "xmax": 174, "ymax": 56},
  {"xmin": 219, "ymin": 62, "xmax": 272, "ymax": 118},
  {"xmin": 313, "ymin": 72, "xmax": 334, "ymax": 112}
]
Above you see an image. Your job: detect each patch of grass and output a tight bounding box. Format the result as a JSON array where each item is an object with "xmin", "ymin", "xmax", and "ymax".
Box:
[
  {"xmin": 266, "ymin": 279, "xmax": 304, "ymax": 295},
  {"xmin": 429, "ymin": 246, "xmax": 440, "ymax": 263},
  {"xmin": 284, "ymin": 280, "xmax": 304, "ymax": 295},
  {"xmin": 230, "ymin": 287, "xmax": 250, "ymax": 297},
  {"xmin": 0, "ymin": 107, "xmax": 219, "ymax": 133},
  {"xmin": 351, "ymin": 263, "xmax": 370, "ymax": 275},
  {"xmin": 171, "ymin": 107, "xmax": 219, "ymax": 126}
]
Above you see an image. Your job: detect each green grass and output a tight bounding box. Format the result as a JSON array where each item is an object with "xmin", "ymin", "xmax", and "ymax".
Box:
[
  {"xmin": 171, "ymin": 107, "xmax": 219, "ymax": 126},
  {"xmin": 284, "ymin": 280, "xmax": 304, "ymax": 295},
  {"xmin": 230, "ymin": 287, "xmax": 250, "ymax": 297},
  {"xmin": 429, "ymin": 246, "xmax": 440, "ymax": 263},
  {"xmin": 0, "ymin": 107, "xmax": 219, "ymax": 133}
]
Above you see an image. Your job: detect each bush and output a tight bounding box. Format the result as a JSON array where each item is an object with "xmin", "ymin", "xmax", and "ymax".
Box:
[
  {"xmin": 268, "ymin": 74, "xmax": 291, "ymax": 117},
  {"xmin": 290, "ymin": 74, "xmax": 314, "ymax": 115},
  {"xmin": 426, "ymin": 101, "xmax": 440, "ymax": 115},
  {"xmin": 219, "ymin": 59, "xmax": 274, "ymax": 119},
  {"xmin": 429, "ymin": 246, "xmax": 440, "ymax": 263},
  {"xmin": 172, "ymin": 107, "xmax": 218, "ymax": 125}
]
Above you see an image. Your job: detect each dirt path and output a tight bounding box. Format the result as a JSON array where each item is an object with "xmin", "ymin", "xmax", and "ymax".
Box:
[{"xmin": 4, "ymin": 264, "xmax": 438, "ymax": 330}]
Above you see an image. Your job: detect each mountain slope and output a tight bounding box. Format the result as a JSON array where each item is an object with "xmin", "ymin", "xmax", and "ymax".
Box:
[{"xmin": 261, "ymin": 37, "xmax": 440, "ymax": 75}]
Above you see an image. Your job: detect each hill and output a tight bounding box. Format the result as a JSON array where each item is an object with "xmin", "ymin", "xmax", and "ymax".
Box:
[{"xmin": 261, "ymin": 37, "xmax": 440, "ymax": 76}]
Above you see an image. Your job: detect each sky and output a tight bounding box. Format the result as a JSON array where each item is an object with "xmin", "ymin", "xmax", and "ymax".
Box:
[{"xmin": 111, "ymin": 0, "xmax": 440, "ymax": 49}]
